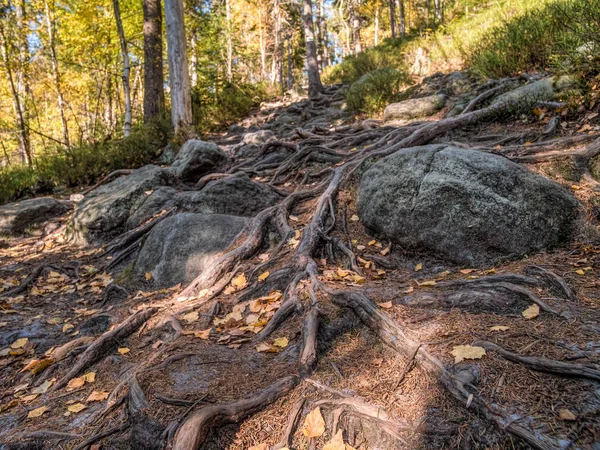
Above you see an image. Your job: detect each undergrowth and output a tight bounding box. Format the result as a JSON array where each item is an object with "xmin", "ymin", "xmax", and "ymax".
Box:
[
  {"xmin": 343, "ymin": 68, "xmax": 411, "ymax": 116},
  {"xmin": 0, "ymin": 118, "xmax": 171, "ymax": 204}
]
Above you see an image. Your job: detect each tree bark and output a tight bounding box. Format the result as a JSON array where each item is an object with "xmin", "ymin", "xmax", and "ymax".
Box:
[
  {"xmin": 286, "ymin": 35, "xmax": 294, "ymax": 90},
  {"xmin": 142, "ymin": 0, "xmax": 165, "ymax": 122},
  {"xmin": 164, "ymin": 0, "xmax": 193, "ymax": 130},
  {"xmin": 273, "ymin": 0, "xmax": 284, "ymax": 92},
  {"xmin": 44, "ymin": 0, "xmax": 70, "ymax": 147},
  {"xmin": 389, "ymin": 0, "xmax": 396, "ymax": 38},
  {"xmin": 302, "ymin": 0, "xmax": 323, "ymax": 99},
  {"xmin": 398, "ymin": 0, "xmax": 406, "ymax": 37},
  {"xmin": 374, "ymin": 7, "xmax": 379, "ymax": 46},
  {"xmin": 112, "ymin": 0, "xmax": 132, "ymax": 137},
  {"xmin": 225, "ymin": 0, "xmax": 233, "ymax": 82},
  {"xmin": 350, "ymin": 0, "xmax": 361, "ymax": 54}
]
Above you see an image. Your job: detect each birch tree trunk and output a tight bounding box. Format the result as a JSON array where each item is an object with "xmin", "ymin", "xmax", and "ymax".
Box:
[
  {"xmin": 164, "ymin": 0, "xmax": 192, "ymax": 130},
  {"xmin": 374, "ymin": 7, "xmax": 379, "ymax": 46},
  {"xmin": 273, "ymin": 0, "xmax": 284, "ymax": 92},
  {"xmin": 143, "ymin": 0, "xmax": 165, "ymax": 122},
  {"xmin": 44, "ymin": 0, "xmax": 70, "ymax": 147},
  {"xmin": 350, "ymin": 0, "xmax": 361, "ymax": 54},
  {"xmin": 302, "ymin": 0, "xmax": 323, "ymax": 99},
  {"xmin": 112, "ymin": 0, "xmax": 132, "ymax": 137},
  {"xmin": 225, "ymin": 0, "xmax": 233, "ymax": 82}
]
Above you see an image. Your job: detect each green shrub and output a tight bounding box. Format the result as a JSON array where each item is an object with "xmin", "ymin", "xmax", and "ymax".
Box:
[
  {"xmin": 0, "ymin": 118, "xmax": 171, "ymax": 204},
  {"xmin": 344, "ymin": 68, "xmax": 411, "ymax": 116}
]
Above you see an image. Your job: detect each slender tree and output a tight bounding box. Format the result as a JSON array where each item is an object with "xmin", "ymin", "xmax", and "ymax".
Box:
[
  {"xmin": 112, "ymin": 0, "xmax": 132, "ymax": 137},
  {"xmin": 302, "ymin": 0, "xmax": 323, "ymax": 98},
  {"xmin": 350, "ymin": 0, "xmax": 361, "ymax": 54},
  {"xmin": 142, "ymin": 0, "xmax": 165, "ymax": 122},
  {"xmin": 398, "ymin": 0, "xmax": 406, "ymax": 37},
  {"xmin": 164, "ymin": 0, "xmax": 192, "ymax": 129},
  {"xmin": 389, "ymin": 0, "xmax": 396, "ymax": 38},
  {"xmin": 44, "ymin": 0, "xmax": 70, "ymax": 147}
]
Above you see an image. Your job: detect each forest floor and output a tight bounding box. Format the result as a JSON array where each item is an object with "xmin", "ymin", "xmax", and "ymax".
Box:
[{"xmin": 1, "ymin": 74, "xmax": 600, "ymax": 450}]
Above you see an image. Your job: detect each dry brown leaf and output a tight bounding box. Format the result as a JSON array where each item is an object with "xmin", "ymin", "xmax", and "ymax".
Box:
[
  {"xmin": 323, "ymin": 429, "xmax": 345, "ymax": 450},
  {"xmin": 522, "ymin": 304, "xmax": 540, "ymax": 320},
  {"xmin": 62, "ymin": 323, "xmax": 74, "ymax": 333},
  {"xmin": 20, "ymin": 358, "xmax": 53, "ymax": 374},
  {"xmin": 67, "ymin": 376, "xmax": 86, "ymax": 390},
  {"xmin": 145, "ymin": 272, "xmax": 153, "ymax": 281},
  {"xmin": 349, "ymin": 214, "xmax": 359, "ymax": 222},
  {"xmin": 117, "ymin": 347, "xmax": 130, "ymax": 355},
  {"xmin": 27, "ymin": 406, "xmax": 48, "ymax": 419},
  {"xmin": 32, "ymin": 379, "xmax": 53, "ymax": 394},
  {"xmin": 403, "ymin": 286, "xmax": 414, "ymax": 294},
  {"xmin": 415, "ymin": 263, "xmax": 423, "ymax": 271},
  {"xmin": 451, "ymin": 345, "xmax": 486, "ymax": 363},
  {"xmin": 419, "ymin": 280, "xmax": 436, "ymax": 286},
  {"xmin": 256, "ymin": 343, "xmax": 279, "ymax": 353},
  {"xmin": 379, "ymin": 301, "xmax": 393, "ymax": 309},
  {"xmin": 460, "ymin": 268, "xmax": 474, "ymax": 274},
  {"xmin": 194, "ymin": 329, "xmax": 211, "ymax": 340},
  {"xmin": 490, "ymin": 326, "xmax": 510, "ymax": 332},
  {"xmin": 248, "ymin": 444, "xmax": 268, "ymax": 450},
  {"xmin": 86, "ymin": 391, "xmax": 109, "ymax": 402},
  {"xmin": 558, "ymin": 408, "xmax": 576, "ymax": 421},
  {"xmin": 182, "ymin": 311, "xmax": 199, "ymax": 323},
  {"xmin": 83, "ymin": 372, "xmax": 96, "ymax": 382},
  {"xmin": 302, "ymin": 407, "xmax": 326, "ymax": 438}
]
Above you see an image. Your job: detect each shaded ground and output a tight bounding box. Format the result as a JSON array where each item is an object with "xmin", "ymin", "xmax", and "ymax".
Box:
[{"xmin": 0, "ymin": 74, "xmax": 599, "ymax": 450}]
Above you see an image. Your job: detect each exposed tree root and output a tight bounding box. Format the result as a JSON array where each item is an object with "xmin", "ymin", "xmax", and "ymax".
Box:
[
  {"xmin": 52, "ymin": 307, "xmax": 157, "ymax": 391},
  {"xmin": 272, "ymin": 398, "xmax": 306, "ymax": 450},
  {"xmin": 474, "ymin": 341, "xmax": 600, "ymax": 382},
  {"xmin": 171, "ymin": 375, "xmax": 299, "ymax": 450}
]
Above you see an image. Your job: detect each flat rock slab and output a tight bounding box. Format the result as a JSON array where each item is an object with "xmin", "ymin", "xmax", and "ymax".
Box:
[
  {"xmin": 358, "ymin": 145, "xmax": 579, "ymax": 266},
  {"xmin": 69, "ymin": 165, "xmax": 171, "ymax": 243},
  {"xmin": 135, "ymin": 213, "xmax": 248, "ymax": 287},
  {"xmin": 0, "ymin": 197, "xmax": 71, "ymax": 234},
  {"xmin": 170, "ymin": 139, "xmax": 229, "ymax": 181},
  {"xmin": 384, "ymin": 94, "xmax": 447, "ymax": 121},
  {"xmin": 491, "ymin": 75, "xmax": 577, "ymax": 107},
  {"xmin": 176, "ymin": 173, "xmax": 282, "ymax": 217}
]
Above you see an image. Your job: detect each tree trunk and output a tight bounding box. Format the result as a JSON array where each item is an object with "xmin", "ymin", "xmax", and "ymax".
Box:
[
  {"xmin": 398, "ymin": 0, "xmax": 406, "ymax": 37},
  {"xmin": 302, "ymin": 0, "xmax": 323, "ymax": 99},
  {"xmin": 389, "ymin": 0, "xmax": 396, "ymax": 38},
  {"xmin": 164, "ymin": 0, "xmax": 193, "ymax": 130},
  {"xmin": 44, "ymin": 0, "xmax": 70, "ymax": 147},
  {"xmin": 350, "ymin": 0, "xmax": 361, "ymax": 54},
  {"xmin": 143, "ymin": 0, "xmax": 165, "ymax": 122},
  {"xmin": 273, "ymin": 0, "xmax": 284, "ymax": 93},
  {"xmin": 112, "ymin": 0, "xmax": 132, "ymax": 137},
  {"xmin": 286, "ymin": 35, "xmax": 294, "ymax": 90},
  {"xmin": 435, "ymin": 0, "xmax": 443, "ymax": 23},
  {"xmin": 258, "ymin": 6, "xmax": 266, "ymax": 80},
  {"xmin": 225, "ymin": 0, "xmax": 233, "ymax": 82},
  {"xmin": 374, "ymin": 7, "xmax": 379, "ymax": 46},
  {"xmin": 319, "ymin": 0, "xmax": 329, "ymax": 67}
]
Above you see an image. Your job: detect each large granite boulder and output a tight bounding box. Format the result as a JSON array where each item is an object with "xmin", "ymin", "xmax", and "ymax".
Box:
[
  {"xmin": 170, "ymin": 140, "xmax": 229, "ymax": 181},
  {"xmin": 135, "ymin": 213, "xmax": 247, "ymax": 286},
  {"xmin": 0, "ymin": 197, "xmax": 71, "ymax": 234},
  {"xmin": 383, "ymin": 94, "xmax": 447, "ymax": 121},
  {"xmin": 69, "ymin": 165, "xmax": 171, "ymax": 243},
  {"xmin": 491, "ymin": 75, "xmax": 578, "ymax": 107},
  {"xmin": 242, "ymin": 130, "xmax": 275, "ymax": 146},
  {"xmin": 176, "ymin": 174, "xmax": 282, "ymax": 217},
  {"xmin": 126, "ymin": 186, "xmax": 178, "ymax": 229},
  {"xmin": 358, "ymin": 145, "xmax": 579, "ymax": 266}
]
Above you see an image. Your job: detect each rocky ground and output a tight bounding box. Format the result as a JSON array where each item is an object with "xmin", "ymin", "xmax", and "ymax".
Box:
[{"xmin": 0, "ymin": 72, "xmax": 599, "ymax": 450}]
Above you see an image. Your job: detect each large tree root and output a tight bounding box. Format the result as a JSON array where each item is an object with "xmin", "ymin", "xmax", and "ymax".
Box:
[
  {"xmin": 52, "ymin": 307, "xmax": 157, "ymax": 391},
  {"xmin": 171, "ymin": 375, "xmax": 299, "ymax": 450},
  {"xmin": 328, "ymin": 288, "xmax": 567, "ymax": 450}
]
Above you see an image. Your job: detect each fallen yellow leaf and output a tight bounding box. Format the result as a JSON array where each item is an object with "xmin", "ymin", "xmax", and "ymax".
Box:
[
  {"xmin": 27, "ymin": 406, "xmax": 48, "ymax": 419},
  {"xmin": 232, "ymin": 273, "xmax": 247, "ymax": 289},
  {"xmin": 415, "ymin": 263, "xmax": 423, "ymax": 271},
  {"xmin": 349, "ymin": 214, "xmax": 359, "ymax": 222},
  {"xmin": 273, "ymin": 337, "xmax": 289, "ymax": 348},
  {"xmin": 117, "ymin": 347, "xmax": 130, "ymax": 355},
  {"xmin": 419, "ymin": 280, "xmax": 436, "ymax": 286},
  {"xmin": 10, "ymin": 338, "xmax": 28, "ymax": 349},
  {"xmin": 256, "ymin": 343, "xmax": 280, "ymax": 353},
  {"xmin": 182, "ymin": 311, "xmax": 199, "ymax": 323},
  {"xmin": 145, "ymin": 272, "xmax": 153, "ymax": 281},
  {"xmin": 302, "ymin": 407, "xmax": 326, "ymax": 438},
  {"xmin": 489, "ymin": 326, "xmax": 510, "ymax": 332},
  {"xmin": 67, "ymin": 403, "xmax": 87, "ymax": 413},
  {"xmin": 62, "ymin": 323, "xmax": 74, "ymax": 333},
  {"xmin": 194, "ymin": 329, "xmax": 211, "ymax": 340},
  {"xmin": 451, "ymin": 345, "xmax": 486, "ymax": 363},
  {"xmin": 559, "ymin": 408, "xmax": 576, "ymax": 421},
  {"xmin": 83, "ymin": 372, "xmax": 96, "ymax": 382},
  {"xmin": 379, "ymin": 301, "xmax": 393, "ymax": 309},
  {"xmin": 522, "ymin": 304, "xmax": 540, "ymax": 320},
  {"xmin": 258, "ymin": 271, "xmax": 270, "ymax": 282},
  {"xmin": 248, "ymin": 444, "xmax": 268, "ymax": 450},
  {"xmin": 67, "ymin": 376, "xmax": 86, "ymax": 390}
]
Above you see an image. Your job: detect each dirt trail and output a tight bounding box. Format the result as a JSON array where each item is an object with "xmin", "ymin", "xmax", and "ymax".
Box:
[{"xmin": 0, "ymin": 76, "xmax": 599, "ymax": 450}]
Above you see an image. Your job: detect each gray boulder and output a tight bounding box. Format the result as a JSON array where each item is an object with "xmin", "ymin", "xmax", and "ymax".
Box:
[
  {"xmin": 136, "ymin": 213, "xmax": 247, "ymax": 286},
  {"xmin": 0, "ymin": 197, "xmax": 71, "ymax": 234},
  {"xmin": 126, "ymin": 186, "xmax": 177, "ymax": 229},
  {"xmin": 491, "ymin": 75, "xmax": 578, "ymax": 107},
  {"xmin": 242, "ymin": 130, "xmax": 275, "ymax": 146},
  {"xmin": 176, "ymin": 173, "xmax": 282, "ymax": 217},
  {"xmin": 358, "ymin": 145, "xmax": 579, "ymax": 266},
  {"xmin": 383, "ymin": 94, "xmax": 447, "ymax": 121},
  {"xmin": 69, "ymin": 165, "xmax": 170, "ymax": 243},
  {"xmin": 170, "ymin": 140, "xmax": 229, "ymax": 181},
  {"xmin": 443, "ymin": 71, "xmax": 473, "ymax": 95}
]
